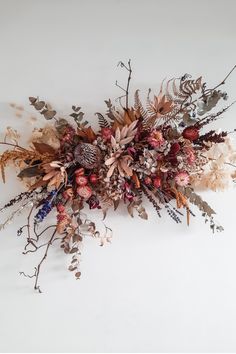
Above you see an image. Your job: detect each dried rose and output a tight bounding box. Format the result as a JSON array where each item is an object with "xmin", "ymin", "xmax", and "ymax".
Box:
[
  {"xmin": 77, "ymin": 185, "xmax": 92, "ymax": 199},
  {"xmin": 175, "ymin": 171, "xmax": 190, "ymax": 186},
  {"xmin": 182, "ymin": 127, "xmax": 199, "ymax": 141}
]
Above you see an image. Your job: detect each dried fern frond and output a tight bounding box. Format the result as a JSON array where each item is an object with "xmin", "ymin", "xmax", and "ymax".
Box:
[
  {"xmin": 134, "ymin": 90, "xmax": 149, "ymax": 119},
  {"xmin": 95, "ymin": 112, "xmax": 110, "ymax": 128}
]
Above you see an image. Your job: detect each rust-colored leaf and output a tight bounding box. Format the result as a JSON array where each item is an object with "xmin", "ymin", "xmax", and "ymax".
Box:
[
  {"xmin": 33, "ymin": 142, "xmax": 55, "ymax": 155},
  {"xmin": 131, "ymin": 172, "xmax": 140, "ymax": 188}
]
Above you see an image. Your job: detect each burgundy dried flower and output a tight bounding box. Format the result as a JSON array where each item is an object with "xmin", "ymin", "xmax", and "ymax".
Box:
[
  {"xmin": 87, "ymin": 195, "xmax": 100, "ymax": 209},
  {"xmin": 144, "ymin": 176, "xmax": 152, "ymax": 185},
  {"xmin": 170, "ymin": 142, "xmax": 181, "ymax": 155},
  {"xmin": 182, "ymin": 127, "xmax": 199, "ymax": 141},
  {"xmin": 89, "ymin": 174, "xmax": 98, "ymax": 184}
]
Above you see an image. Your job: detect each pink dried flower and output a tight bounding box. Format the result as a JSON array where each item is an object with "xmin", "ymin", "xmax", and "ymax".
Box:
[
  {"xmin": 153, "ymin": 176, "xmax": 161, "ymax": 188},
  {"xmin": 101, "ymin": 127, "xmax": 112, "ymax": 141},
  {"xmin": 57, "ymin": 203, "xmax": 65, "ymax": 213},
  {"xmin": 175, "ymin": 171, "xmax": 190, "ymax": 186},
  {"xmin": 127, "ymin": 147, "xmax": 136, "ymax": 155},
  {"xmin": 147, "ymin": 130, "xmax": 165, "ymax": 148},
  {"xmin": 76, "ymin": 175, "xmax": 88, "ymax": 186},
  {"xmin": 144, "ymin": 176, "xmax": 152, "ymax": 185},
  {"xmin": 77, "ymin": 185, "xmax": 92, "ymax": 200},
  {"xmin": 184, "ymin": 146, "xmax": 196, "ymax": 164}
]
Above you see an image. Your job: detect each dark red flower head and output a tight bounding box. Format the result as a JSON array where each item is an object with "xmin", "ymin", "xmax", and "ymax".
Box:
[
  {"xmin": 170, "ymin": 142, "xmax": 181, "ymax": 155},
  {"xmin": 182, "ymin": 126, "xmax": 199, "ymax": 141}
]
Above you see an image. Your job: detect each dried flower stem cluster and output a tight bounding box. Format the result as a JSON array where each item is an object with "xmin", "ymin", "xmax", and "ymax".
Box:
[{"xmin": 1, "ymin": 61, "xmax": 236, "ymax": 292}]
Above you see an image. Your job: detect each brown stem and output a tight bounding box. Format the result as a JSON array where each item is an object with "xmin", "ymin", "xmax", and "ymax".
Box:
[
  {"xmin": 116, "ymin": 59, "xmax": 132, "ymax": 109},
  {"xmin": 0, "ymin": 141, "xmax": 27, "ymax": 151},
  {"xmin": 33, "ymin": 224, "xmax": 57, "ymax": 241},
  {"xmin": 34, "ymin": 228, "xmax": 57, "ymax": 293},
  {"xmin": 24, "ymin": 205, "xmax": 37, "ymax": 251},
  {"xmin": 126, "ymin": 59, "xmax": 132, "ymax": 109}
]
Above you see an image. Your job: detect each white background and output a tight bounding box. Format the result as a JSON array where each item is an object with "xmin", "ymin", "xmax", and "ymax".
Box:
[{"xmin": 0, "ymin": 0, "xmax": 236, "ymax": 352}]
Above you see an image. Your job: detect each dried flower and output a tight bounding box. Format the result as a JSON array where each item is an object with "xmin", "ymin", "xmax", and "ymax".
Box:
[
  {"xmin": 182, "ymin": 127, "xmax": 199, "ymax": 141},
  {"xmin": 153, "ymin": 176, "xmax": 161, "ymax": 188},
  {"xmin": 101, "ymin": 127, "xmax": 112, "ymax": 141},
  {"xmin": 76, "ymin": 175, "xmax": 88, "ymax": 186},
  {"xmin": 147, "ymin": 130, "xmax": 165, "ymax": 148},
  {"xmin": 77, "ymin": 185, "xmax": 92, "ymax": 199},
  {"xmin": 175, "ymin": 171, "xmax": 190, "ymax": 186},
  {"xmin": 183, "ymin": 146, "xmax": 196, "ymax": 164},
  {"xmin": 89, "ymin": 174, "xmax": 98, "ymax": 184}
]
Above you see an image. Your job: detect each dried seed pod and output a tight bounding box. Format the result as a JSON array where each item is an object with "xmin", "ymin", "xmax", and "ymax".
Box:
[{"xmin": 74, "ymin": 143, "xmax": 101, "ymax": 169}]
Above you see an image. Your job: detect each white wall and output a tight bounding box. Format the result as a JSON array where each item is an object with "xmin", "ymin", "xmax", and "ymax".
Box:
[{"xmin": 0, "ymin": 0, "xmax": 236, "ymax": 352}]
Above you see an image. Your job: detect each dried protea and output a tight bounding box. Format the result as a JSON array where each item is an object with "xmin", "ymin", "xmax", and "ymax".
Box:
[{"xmin": 74, "ymin": 143, "xmax": 101, "ymax": 169}]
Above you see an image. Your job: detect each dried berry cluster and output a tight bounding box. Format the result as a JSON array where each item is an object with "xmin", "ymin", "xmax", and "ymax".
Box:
[{"xmin": 0, "ymin": 61, "xmax": 236, "ymax": 292}]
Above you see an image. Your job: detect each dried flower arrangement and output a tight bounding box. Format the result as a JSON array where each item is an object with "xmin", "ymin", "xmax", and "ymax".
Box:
[{"xmin": 1, "ymin": 60, "xmax": 236, "ymax": 292}]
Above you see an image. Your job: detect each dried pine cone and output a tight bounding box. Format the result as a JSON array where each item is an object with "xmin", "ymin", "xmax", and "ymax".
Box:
[{"xmin": 74, "ymin": 143, "xmax": 101, "ymax": 169}]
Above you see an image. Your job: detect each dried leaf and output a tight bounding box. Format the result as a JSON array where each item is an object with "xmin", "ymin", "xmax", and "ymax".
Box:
[
  {"xmin": 70, "ymin": 247, "xmax": 78, "ymax": 254},
  {"xmin": 34, "ymin": 101, "xmax": 45, "ymax": 110},
  {"xmin": 18, "ymin": 166, "xmax": 41, "ymax": 178},
  {"xmin": 127, "ymin": 203, "xmax": 134, "ymax": 217},
  {"xmin": 42, "ymin": 110, "xmax": 56, "ymax": 120},
  {"xmin": 33, "ymin": 142, "xmax": 55, "ymax": 155},
  {"xmin": 29, "ymin": 96, "xmax": 37, "ymax": 104},
  {"xmin": 75, "ymin": 272, "xmax": 81, "ymax": 279}
]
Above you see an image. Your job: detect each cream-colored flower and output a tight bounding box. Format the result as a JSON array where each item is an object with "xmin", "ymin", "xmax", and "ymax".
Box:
[{"xmin": 191, "ymin": 161, "xmax": 232, "ymax": 191}]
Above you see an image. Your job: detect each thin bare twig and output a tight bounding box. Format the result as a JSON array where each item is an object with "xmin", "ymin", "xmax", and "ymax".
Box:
[
  {"xmin": 0, "ymin": 141, "xmax": 27, "ymax": 151},
  {"xmin": 34, "ymin": 228, "xmax": 57, "ymax": 293},
  {"xmin": 116, "ymin": 59, "xmax": 132, "ymax": 109}
]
